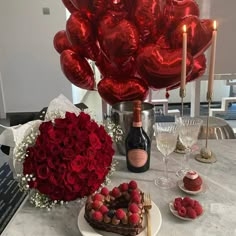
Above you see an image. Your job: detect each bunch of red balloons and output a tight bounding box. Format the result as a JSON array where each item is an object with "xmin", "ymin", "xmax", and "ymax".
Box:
[{"xmin": 54, "ymin": 0, "xmax": 213, "ymax": 105}]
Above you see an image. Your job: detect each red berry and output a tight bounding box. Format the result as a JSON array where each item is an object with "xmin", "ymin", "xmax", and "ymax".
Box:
[
  {"xmin": 129, "ymin": 213, "xmax": 140, "ymax": 225},
  {"xmin": 131, "ymin": 189, "xmax": 140, "ymax": 198},
  {"xmin": 194, "ymin": 200, "xmax": 201, "ymax": 208},
  {"xmin": 120, "ymin": 183, "xmax": 129, "ymax": 192},
  {"xmin": 174, "ymin": 201, "xmax": 182, "ymax": 211},
  {"xmin": 132, "ymin": 194, "xmax": 141, "ymax": 204},
  {"xmin": 129, "ymin": 180, "xmax": 137, "ymax": 189},
  {"xmin": 92, "ymin": 200, "xmax": 102, "ymax": 209},
  {"xmin": 93, "ymin": 193, "xmax": 104, "ymax": 201},
  {"xmin": 129, "ymin": 203, "xmax": 139, "ymax": 213},
  {"xmin": 92, "ymin": 211, "xmax": 103, "ymax": 221},
  {"xmin": 99, "ymin": 205, "xmax": 109, "ymax": 214},
  {"xmin": 178, "ymin": 206, "xmax": 187, "ymax": 217},
  {"xmin": 116, "ymin": 209, "xmax": 126, "ymax": 220},
  {"xmin": 194, "ymin": 205, "xmax": 203, "ymax": 216},
  {"xmin": 111, "ymin": 187, "xmax": 121, "ymax": 198},
  {"xmin": 101, "ymin": 187, "xmax": 109, "ymax": 196},
  {"xmin": 187, "ymin": 207, "xmax": 197, "ymax": 219},
  {"xmin": 174, "ymin": 197, "xmax": 182, "ymax": 203},
  {"xmin": 182, "ymin": 197, "xmax": 192, "ymax": 207}
]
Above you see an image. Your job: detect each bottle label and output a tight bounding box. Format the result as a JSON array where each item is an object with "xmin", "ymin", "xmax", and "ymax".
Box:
[
  {"xmin": 128, "ymin": 149, "xmax": 148, "ymax": 168},
  {"xmin": 133, "ymin": 122, "xmax": 142, "ymax": 127}
]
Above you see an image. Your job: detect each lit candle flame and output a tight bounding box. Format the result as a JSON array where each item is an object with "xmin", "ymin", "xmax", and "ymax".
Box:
[
  {"xmin": 183, "ymin": 25, "xmax": 187, "ymax": 33},
  {"xmin": 213, "ymin": 20, "xmax": 217, "ymax": 30}
]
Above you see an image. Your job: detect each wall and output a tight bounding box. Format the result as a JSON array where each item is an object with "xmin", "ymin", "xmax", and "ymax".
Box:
[{"xmin": 0, "ymin": 0, "xmax": 72, "ymax": 113}]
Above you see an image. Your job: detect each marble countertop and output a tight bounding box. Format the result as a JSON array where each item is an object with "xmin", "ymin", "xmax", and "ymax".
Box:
[{"xmin": 3, "ymin": 139, "xmax": 236, "ymax": 236}]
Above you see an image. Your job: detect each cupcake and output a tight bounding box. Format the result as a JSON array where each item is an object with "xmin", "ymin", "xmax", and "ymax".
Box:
[{"xmin": 183, "ymin": 171, "xmax": 202, "ymax": 191}]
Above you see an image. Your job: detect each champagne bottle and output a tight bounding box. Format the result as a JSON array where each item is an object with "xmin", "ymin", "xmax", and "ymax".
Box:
[{"xmin": 125, "ymin": 100, "xmax": 151, "ymax": 173}]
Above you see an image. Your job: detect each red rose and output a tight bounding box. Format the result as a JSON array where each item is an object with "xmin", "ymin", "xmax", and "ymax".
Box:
[
  {"xmin": 89, "ymin": 133, "xmax": 102, "ymax": 150},
  {"xmin": 36, "ymin": 165, "xmax": 50, "ymax": 179},
  {"xmin": 71, "ymin": 155, "xmax": 87, "ymax": 172},
  {"xmin": 65, "ymin": 171, "xmax": 77, "ymax": 185},
  {"xmin": 24, "ymin": 111, "xmax": 115, "ymax": 202}
]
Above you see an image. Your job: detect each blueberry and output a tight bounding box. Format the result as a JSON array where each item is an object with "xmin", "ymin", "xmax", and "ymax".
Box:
[{"xmin": 107, "ymin": 210, "xmax": 115, "ymax": 218}]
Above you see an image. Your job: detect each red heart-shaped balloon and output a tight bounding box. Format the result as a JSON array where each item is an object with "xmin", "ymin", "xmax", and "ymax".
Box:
[
  {"xmin": 66, "ymin": 12, "xmax": 100, "ymax": 60},
  {"xmin": 61, "ymin": 0, "xmax": 78, "ymax": 13},
  {"xmin": 163, "ymin": 0, "xmax": 200, "ymax": 29},
  {"xmin": 98, "ymin": 76, "xmax": 148, "ymax": 105},
  {"xmin": 133, "ymin": 0, "xmax": 161, "ymax": 43},
  {"xmin": 167, "ymin": 53, "xmax": 206, "ymax": 91},
  {"xmin": 96, "ymin": 53, "xmax": 136, "ymax": 78},
  {"xmin": 98, "ymin": 12, "xmax": 139, "ymax": 64},
  {"xmin": 60, "ymin": 49, "xmax": 95, "ymax": 90},
  {"xmin": 136, "ymin": 44, "xmax": 193, "ymax": 89},
  {"xmin": 53, "ymin": 30, "xmax": 73, "ymax": 54},
  {"xmin": 171, "ymin": 15, "xmax": 213, "ymax": 57}
]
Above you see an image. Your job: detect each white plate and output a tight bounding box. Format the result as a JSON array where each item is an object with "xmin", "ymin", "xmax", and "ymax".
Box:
[
  {"xmin": 177, "ymin": 180, "xmax": 207, "ymax": 195},
  {"xmin": 169, "ymin": 201, "xmax": 203, "ymax": 221},
  {"xmin": 78, "ymin": 201, "xmax": 162, "ymax": 236}
]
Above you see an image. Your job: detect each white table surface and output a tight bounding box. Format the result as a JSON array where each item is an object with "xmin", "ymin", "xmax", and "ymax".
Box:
[{"xmin": 3, "ymin": 139, "xmax": 236, "ymax": 236}]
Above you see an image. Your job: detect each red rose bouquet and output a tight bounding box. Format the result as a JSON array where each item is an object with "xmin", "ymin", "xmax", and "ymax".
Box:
[{"xmin": 13, "ymin": 107, "xmax": 116, "ymax": 208}]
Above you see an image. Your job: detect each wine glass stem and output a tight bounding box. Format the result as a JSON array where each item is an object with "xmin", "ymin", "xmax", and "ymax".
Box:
[
  {"xmin": 163, "ymin": 156, "xmax": 169, "ymax": 179},
  {"xmin": 184, "ymin": 147, "xmax": 191, "ymax": 168}
]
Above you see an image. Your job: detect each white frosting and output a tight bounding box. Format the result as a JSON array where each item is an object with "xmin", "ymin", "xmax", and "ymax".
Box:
[{"xmin": 185, "ymin": 171, "xmax": 198, "ymax": 180}]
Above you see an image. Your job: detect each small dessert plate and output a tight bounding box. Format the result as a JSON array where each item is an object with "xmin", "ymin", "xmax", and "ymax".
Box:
[
  {"xmin": 177, "ymin": 180, "xmax": 207, "ymax": 195},
  {"xmin": 169, "ymin": 201, "xmax": 203, "ymax": 221}
]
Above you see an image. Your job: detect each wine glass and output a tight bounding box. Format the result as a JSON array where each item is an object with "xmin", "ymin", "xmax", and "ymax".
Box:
[
  {"xmin": 153, "ymin": 122, "xmax": 179, "ymax": 189},
  {"xmin": 176, "ymin": 117, "xmax": 203, "ymax": 177}
]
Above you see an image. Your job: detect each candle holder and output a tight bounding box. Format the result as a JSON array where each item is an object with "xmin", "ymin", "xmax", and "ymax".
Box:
[
  {"xmin": 195, "ymin": 92, "xmax": 217, "ymax": 163},
  {"xmin": 175, "ymin": 88, "xmax": 187, "ymax": 153}
]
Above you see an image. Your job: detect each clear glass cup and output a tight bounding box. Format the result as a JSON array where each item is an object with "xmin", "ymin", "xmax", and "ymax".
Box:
[
  {"xmin": 153, "ymin": 122, "xmax": 179, "ymax": 189},
  {"xmin": 176, "ymin": 117, "xmax": 203, "ymax": 177}
]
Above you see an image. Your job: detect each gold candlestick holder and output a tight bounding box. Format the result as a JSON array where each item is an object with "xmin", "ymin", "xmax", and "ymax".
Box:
[
  {"xmin": 195, "ymin": 92, "xmax": 217, "ymax": 163},
  {"xmin": 175, "ymin": 88, "xmax": 187, "ymax": 153}
]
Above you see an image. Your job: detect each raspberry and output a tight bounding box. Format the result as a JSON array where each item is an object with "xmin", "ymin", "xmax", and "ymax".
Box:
[
  {"xmin": 178, "ymin": 206, "xmax": 187, "ymax": 217},
  {"xmin": 111, "ymin": 187, "xmax": 121, "ymax": 198},
  {"xmin": 174, "ymin": 201, "xmax": 182, "ymax": 211},
  {"xmin": 174, "ymin": 197, "xmax": 182, "ymax": 203},
  {"xmin": 92, "ymin": 200, "xmax": 102, "ymax": 209},
  {"xmin": 129, "ymin": 180, "xmax": 138, "ymax": 189},
  {"xmin": 101, "ymin": 187, "xmax": 109, "ymax": 196},
  {"xmin": 187, "ymin": 207, "xmax": 197, "ymax": 219},
  {"xmin": 99, "ymin": 205, "xmax": 109, "ymax": 214},
  {"xmin": 116, "ymin": 209, "xmax": 126, "ymax": 220},
  {"xmin": 194, "ymin": 205, "xmax": 203, "ymax": 216},
  {"xmin": 182, "ymin": 196, "xmax": 192, "ymax": 207},
  {"xmin": 119, "ymin": 183, "xmax": 129, "ymax": 192},
  {"xmin": 93, "ymin": 193, "xmax": 104, "ymax": 202},
  {"xmin": 129, "ymin": 213, "xmax": 140, "ymax": 225},
  {"xmin": 92, "ymin": 211, "xmax": 103, "ymax": 221},
  {"xmin": 131, "ymin": 189, "xmax": 140, "ymax": 198},
  {"xmin": 132, "ymin": 194, "xmax": 141, "ymax": 204},
  {"xmin": 129, "ymin": 203, "xmax": 139, "ymax": 213},
  {"xmin": 194, "ymin": 200, "xmax": 201, "ymax": 208}
]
